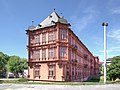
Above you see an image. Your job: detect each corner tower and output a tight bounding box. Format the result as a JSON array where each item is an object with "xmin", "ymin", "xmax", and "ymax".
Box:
[{"xmin": 26, "ymin": 11, "xmax": 70, "ymax": 81}]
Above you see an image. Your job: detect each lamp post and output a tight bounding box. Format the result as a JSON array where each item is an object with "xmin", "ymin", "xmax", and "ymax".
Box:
[{"xmin": 102, "ymin": 22, "xmax": 108, "ymax": 84}]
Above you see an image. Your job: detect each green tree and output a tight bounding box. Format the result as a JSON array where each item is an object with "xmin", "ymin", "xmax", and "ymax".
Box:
[
  {"xmin": 107, "ymin": 56, "xmax": 120, "ymax": 81},
  {"xmin": 99, "ymin": 65, "xmax": 103, "ymax": 74},
  {"xmin": 19, "ymin": 58, "xmax": 28, "ymax": 71},
  {"xmin": 0, "ymin": 52, "xmax": 9, "ymax": 77},
  {"xmin": 7, "ymin": 56, "xmax": 28, "ymax": 77}
]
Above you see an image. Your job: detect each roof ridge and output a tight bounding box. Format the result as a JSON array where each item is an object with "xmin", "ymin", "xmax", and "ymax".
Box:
[
  {"xmin": 52, "ymin": 11, "xmax": 61, "ymax": 18},
  {"xmin": 34, "ymin": 11, "xmax": 69, "ymax": 29}
]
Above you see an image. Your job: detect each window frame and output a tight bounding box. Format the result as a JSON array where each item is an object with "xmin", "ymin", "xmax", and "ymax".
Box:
[
  {"xmin": 60, "ymin": 29, "xmax": 67, "ymax": 40},
  {"xmin": 48, "ymin": 32, "xmax": 54, "ymax": 41},
  {"xmin": 35, "ymin": 50, "xmax": 40, "ymax": 60},
  {"xmin": 34, "ymin": 65, "xmax": 40, "ymax": 77},
  {"xmin": 36, "ymin": 35, "xmax": 40, "ymax": 43},
  {"xmin": 60, "ymin": 47, "xmax": 67, "ymax": 57},
  {"xmin": 42, "ymin": 33, "xmax": 46, "ymax": 43},
  {"xmin": 48, "ymin": 48, "xmax": 54, "ymax": 58},
  {"xmin": 42, "ymin": 49, "xmax": 46, "ymax": 59},
  {"xmin": 48, "ymin": 65, "xmax": 55, "ymax": 76},
  {"xmin": 30, "ymin": 35, "xmax": 33, "ymax": 44},
  {"xmin": 30, "ymin": 51, "xmax": 33, "ymax": 60}
]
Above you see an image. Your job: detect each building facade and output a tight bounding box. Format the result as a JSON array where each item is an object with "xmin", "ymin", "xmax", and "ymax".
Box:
[{"xmin": 26, "ymin": 11, "xmax": 99, "ymax": 82}]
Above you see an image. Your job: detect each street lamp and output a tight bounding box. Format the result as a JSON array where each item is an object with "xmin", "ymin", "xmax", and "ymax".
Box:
[{"xmin": 102, "ymin": 22, "xmax": 108, "ymax": 84}]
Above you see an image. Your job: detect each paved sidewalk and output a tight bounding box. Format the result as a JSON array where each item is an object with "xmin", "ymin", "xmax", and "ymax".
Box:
[{"xmin": 0, "ymin": 84, "xmax": 120, "ymax": 90}]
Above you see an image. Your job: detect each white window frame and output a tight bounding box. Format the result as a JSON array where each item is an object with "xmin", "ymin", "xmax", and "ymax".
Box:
[
  {"xmin": 35, "ymin": 50, "xmax": 40, "ymax": 59},
  {"xmin": 48, "ymin": 32, "xmax": 54, "ymax": 41},
  {"xmin": 48, "ymin": 65, "xmax": 54, "ymax": 76},
  {"xmin": 60, "ymin": 47, "xmax": 67, "ymax": 57},
  {"xmin": 42, "ymin": 49, "xmax": 46, "ymax": 58},
  {"xmin": 60, "ymin": 30, "xmax": 67, "ymax": 39},
  {"xmin": 30, "ymin": 51, "xmax": 33, "ymax": 59},
  {"xmin": 48, "ymin": 48, "xmax": 54, "ymax": 58},
  {"xmin": 30, "ymin": 36, "xmax": 33, "ymax": 44},
  {"xmin": 42, "ymin": 33, "xmax": 46, "ymax": 42},
  {"xmin": 36, "ymin": 35, "xmax": 40, "ymax": 43}
]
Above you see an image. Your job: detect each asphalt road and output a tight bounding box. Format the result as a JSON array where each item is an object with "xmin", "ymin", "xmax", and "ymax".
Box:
[{"xmin": 0, "ymin": 84, "xmax": 120, "ymax": 90}]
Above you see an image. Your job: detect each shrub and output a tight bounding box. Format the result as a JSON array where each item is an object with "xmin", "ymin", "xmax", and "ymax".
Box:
[
  {"xmin": 86, "ymin": 76, "xmax": 100, "ymax": 82},
  {"xmin": 100, "ymin": 76, "xmax": 104, "ymax": 81},
  {"xmin": 0, "ymin": 80, "xmax": 3, "ymax": 84},
  {"xmin": 18, "ymin": 78, "xmax": 27, "ymax": 82}
]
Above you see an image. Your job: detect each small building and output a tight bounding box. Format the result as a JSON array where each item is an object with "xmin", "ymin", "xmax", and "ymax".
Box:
[
  {"xmin": 106, "ymin": 58, "xmax": 112, "ymax": 65},
  {"xmin": 26, "ymin": 11, "xmax": 99, "ymax": 82}
]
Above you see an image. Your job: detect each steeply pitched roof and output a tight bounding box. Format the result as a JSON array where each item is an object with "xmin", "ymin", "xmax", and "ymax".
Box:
[{"xmin": 36, "ymin": 11, "xmax": 69, "ymax": 29}]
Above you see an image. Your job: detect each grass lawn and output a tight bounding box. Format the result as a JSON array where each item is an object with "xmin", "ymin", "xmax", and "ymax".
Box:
[{"xmin": 0, "ymin": 78, "xmax": 120, "ymax": 85}]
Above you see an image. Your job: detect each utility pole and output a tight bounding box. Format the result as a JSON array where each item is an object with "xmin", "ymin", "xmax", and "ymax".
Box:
[{"xmin": 102, "ymin": 22, "xmax": 108, "ymax": 84}]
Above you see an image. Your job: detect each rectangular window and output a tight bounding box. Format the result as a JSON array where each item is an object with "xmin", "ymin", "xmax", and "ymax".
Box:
[
  {"xmin": 48, "ymin": 65, "xmax": 54, "ymax": 76},
  {"xmin": 30, "ymin": 51, "xmax": 33, "ymax": 60},
  {"xmin": 48, "ymin": 48, "xmax": 54, "ymax": 58},
  {"xmin": 48, "ymin": 32, "xmax": 54, "ymax": 41},
  {"xmin": 72, "ymin": 66, "xmax": 74, "ymax": 76},
  {"xmin": 60, "ymin": 30, "xmax": 67, "ymax": 39},
  {"xmin": 35, "ymin": 50, "xmax": 40, "ymax": 59},
  {"xmin": 66, "ymin": 71, "xmax": 69, "ymax": 76},
  {"xmin": 34, "ymin": 65, "xmax": 40, "ymax": 77},
  {"xmin": 30, "ymin": 35, "xmax": 33, "ymax": 44},
  {"xmin": 48, "ymin": 71, "xmax": 54, "ymax": 76},
  {"xmin": 60, "ymin": 47, "xmax": 67, "ymax": 57},
  {"xmin": 36, "ymin": 35, "xmax": 40, "ymax": 43},
  {"xmin": 42, "ymin": 33, "xmax": 46, "ymax": 42},
  {"xmin": 42, "ymin": 49, "xmax": 46, "ymax": 58},
  {"xmin": 72, "ymin": 52, "xmax": 74, "ymax": 59}
]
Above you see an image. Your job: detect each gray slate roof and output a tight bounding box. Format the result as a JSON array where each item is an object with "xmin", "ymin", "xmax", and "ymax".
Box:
[{"xmin": 35, "ymin": 11, "xmax": 69, "ymax": 29}]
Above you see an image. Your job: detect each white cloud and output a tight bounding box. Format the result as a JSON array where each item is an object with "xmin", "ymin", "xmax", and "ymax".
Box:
[
  {"xmin": 98, "ymin": 46, "xmax": 120, "ymax": 53},
  {"xmin": 107, "ymin": 29, "xmax": 120, "ymax": 41},
  {"xmin": 96, "ymin": 46, "xmax": 120, "ymax": 61},
  {"xmin": 111, "ymin": 7, "xmax": 120, "ymax": 14},
  {"xmin": 70, "ymin": 15, "xmax": 92, "ymax": 31},
  {"xmin": 69, "ymin": 6, "xmax": 98, "ymax": 32},
  {"xmin": 107, "ymin": 46, "xmax": 120, "ymax": 59},
  {"xmin": 107, "ymin": 46, "xmax": 120, "ymax": 53}
]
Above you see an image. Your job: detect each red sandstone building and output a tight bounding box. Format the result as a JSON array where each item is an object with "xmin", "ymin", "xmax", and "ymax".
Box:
[{"xmin": 26, "ymin": 11, "xmax": 99, "ymax": 82}]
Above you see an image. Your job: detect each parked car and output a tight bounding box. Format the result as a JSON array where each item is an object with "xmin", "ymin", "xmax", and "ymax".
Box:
[{"xmin": 7, "ymin": 72, "xmax": 14, "ymax": 78}]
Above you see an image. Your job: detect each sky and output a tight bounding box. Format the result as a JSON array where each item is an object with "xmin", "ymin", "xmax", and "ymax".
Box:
[{"xmin": 0, "ymin": 0, "xmax": 120, "ymax": 61}]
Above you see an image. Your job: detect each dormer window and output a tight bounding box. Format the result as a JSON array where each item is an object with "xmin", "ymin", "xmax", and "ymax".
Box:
[{"xmin": 49, "ymin": 15, "xmax": 52, "ymax": 18}]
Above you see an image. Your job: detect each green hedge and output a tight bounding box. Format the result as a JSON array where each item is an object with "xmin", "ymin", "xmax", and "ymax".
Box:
[{"xmin": 18, "ymin": 78, "xmax": 28, "ymax": 82}]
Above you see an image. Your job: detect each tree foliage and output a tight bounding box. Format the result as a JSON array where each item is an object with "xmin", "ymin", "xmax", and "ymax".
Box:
[
  {"xmin": 0, "ymin": 52, "xmax": 9, "ymax": 77},
  {"xmin": 107, "ymin": 56, "xmax": 120, "ymax": 81},
  {"xmin": 0, "ymin": 52, "xmax": 27, "ymax": 77},
  {"xmin": 7, "ymin": 56, "xmax": 28, "ymax": 77},
  {"xmin": 99, "ymin": 65, "xmax": 103, "ymax": 74}
]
